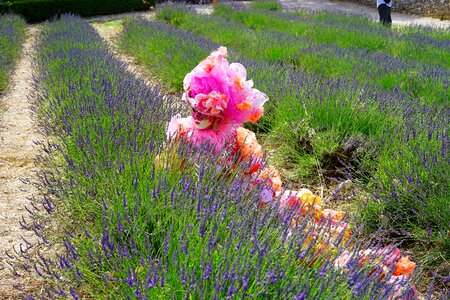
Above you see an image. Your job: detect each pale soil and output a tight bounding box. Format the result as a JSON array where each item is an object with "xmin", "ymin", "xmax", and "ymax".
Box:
[
  {"xmin": 0, "ymin": 26, "xmax": 47, "ymax": 299},
  {"xmin": 91, "ymin": 14, "xmax": 164, "ymax": 91}
]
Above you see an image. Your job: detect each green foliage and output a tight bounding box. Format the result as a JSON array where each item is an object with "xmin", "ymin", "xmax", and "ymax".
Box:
[
  {"xmin": 0, "ymin": 14, "xmax": 26, "ymax": 93},
  {"xmin": 251, "ymin": 0, "xmax": 282, "ymax": 11},
  {"xmin": 24, "ymin": 3, "xmax": 449, "ymax": 295},
  {"xmin": 214, "ymin": 4, "xmax": 449, "ymax": 104},
  {"xmin": 0, "ymin": 0, "xmax": 153, "ymax": 23},
  {"xmin": 264, "ymin": 97, "xmax": 385, "ymax": 184},
  {"xmin": 125, "ymin": 11, "xmax": 398, "ymax": 185},
  {"xmin": 358, "ymin": 129, "xmax": 450, "ymax": 268},
  {"xmin": 33, "ymin": 17, "xmax": 373, "ymax": 299},
  {"xmin": 119, "ymin": 18, "xmax": 211, "ymax": 92}
]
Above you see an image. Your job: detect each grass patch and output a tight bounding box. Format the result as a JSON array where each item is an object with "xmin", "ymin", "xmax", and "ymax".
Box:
[
  {"xmin": 213, "ymin": 4, "xmax": 449, "ymax": 105},
  {"xmin": 251, "ymin": 0, "xmax": 282, "ymax": 11},
  {"xmin": 0, "ymin": 14, "xmax": 26, "ymax": 93}
]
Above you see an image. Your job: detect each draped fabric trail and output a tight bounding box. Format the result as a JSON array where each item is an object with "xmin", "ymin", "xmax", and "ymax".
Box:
[{"xmin": 166, "ymin": 47, "xmax": 416, "ymax": 299}]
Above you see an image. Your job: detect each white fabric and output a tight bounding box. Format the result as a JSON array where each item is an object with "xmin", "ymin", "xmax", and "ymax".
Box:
[{"xmin": 377, "ymin": 0, "xmax": 392, "ymax": 8}]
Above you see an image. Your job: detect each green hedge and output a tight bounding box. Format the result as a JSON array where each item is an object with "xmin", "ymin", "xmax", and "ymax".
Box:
[{"xmin": 0, "ymin": 0, "xmax": 153, "ymax": 23}]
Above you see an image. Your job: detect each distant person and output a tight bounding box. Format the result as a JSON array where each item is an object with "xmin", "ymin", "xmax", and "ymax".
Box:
[{"xmin": 377, "ymin": 0, "xmax": 392, "ymax": 26}]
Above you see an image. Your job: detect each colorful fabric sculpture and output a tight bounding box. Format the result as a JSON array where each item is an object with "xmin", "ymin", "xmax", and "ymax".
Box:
[{"xmin": 166, "ymin": 47, "xmax": 416, "ymax": 299}]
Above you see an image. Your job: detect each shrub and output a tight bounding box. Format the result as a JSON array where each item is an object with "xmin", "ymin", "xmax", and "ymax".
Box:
[{"xmin": 0, "ymin": 0, "xmax": 153, "ymax": 23}]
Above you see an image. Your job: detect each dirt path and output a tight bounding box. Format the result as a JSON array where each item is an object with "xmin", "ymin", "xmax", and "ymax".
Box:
[
  {"xmin": 91, "ymin": 16, "xmax": 186, "ymax": 113},
  {"xmin": 91, "ymin": 15, "xmax": 163, "ymax": 90},
  {"xmin": 280, "ymin": 0, "xmax": 450, "ymax": 29},
  {"xmin": 0, "ymin": 26, "xmax": 42, "ymax": 299}
]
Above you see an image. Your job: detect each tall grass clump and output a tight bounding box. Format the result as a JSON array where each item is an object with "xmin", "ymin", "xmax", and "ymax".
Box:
[
  {"xmin": 14, "ymin": 13, "xmax": 420, "ymax": 299},
  {"xmin": 0, "ymin": 14, "xmax": 26, "ymax": 93}
]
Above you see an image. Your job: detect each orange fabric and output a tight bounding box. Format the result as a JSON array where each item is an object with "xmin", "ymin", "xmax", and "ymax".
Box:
[
  {"xmin": 236, "ymin": 127, "xmax": 264, "ymax": 159},
  {"xmin": 394, "ymin": 256, "xmax": 416, "ymax": 276},
  {"xmin": 259, "ymin": 165, "xmax": 282, "ymax": 192},
  {"xmin": 248, "ymin": 108, "xmax": 264, "ymax": 123},
  {"xmin": 236, "ymin": 100, "xmax": 252, "ymax": 111}
]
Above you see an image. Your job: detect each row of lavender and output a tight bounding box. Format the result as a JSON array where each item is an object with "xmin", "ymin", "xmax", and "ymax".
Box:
[
  {"xmin": 121, "ymin": 5, "xmax": 449, "ymax": 292},
  {"xmin": 0, "ymin": 14, "xmax": 26, "ymax": 93},
  {"xmin": 161, "ymin": 4, "xmax": 449, "ymax": 105},
  {"xmin": 11, "ymin": 14, "xmax": 419, "ymax": 299},
  {"xmin": 226, "ymin": 1, "xmax": 450, "ymax": 67}
]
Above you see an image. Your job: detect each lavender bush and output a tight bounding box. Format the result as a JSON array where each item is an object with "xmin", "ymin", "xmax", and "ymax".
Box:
[
  {"xmin": 119, "ymin": 18, "xmax": 219, "ymax": 91},
  {"xmin": 120, "ymin": 17, "xmax": 400, "ymax": 178},
  {"xmin": 217, "ymin": 3, "xmax": 450, "ymax": 68},
  {"xmin": 11, "ymin": 13, "xmax": 421, "ymax": 299}
]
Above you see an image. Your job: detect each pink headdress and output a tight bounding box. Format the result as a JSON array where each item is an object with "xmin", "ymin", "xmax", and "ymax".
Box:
[{"xmin": 168, "ymin": 47, "xmax": 268, "ymax": 150}]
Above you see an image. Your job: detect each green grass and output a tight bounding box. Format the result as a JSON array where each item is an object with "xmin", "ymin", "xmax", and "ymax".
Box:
[
  {"xmin": 119, "ymin": 18, "xmax": 212, "ymax": 92},
  {"xmin": 119, "ymin": 16, "xmax": 398, "ymax": 184},
  {"xmin": 215, "ymin": 4, "xmax": 450, "ymax": 68},
  {"xmin": 214, "ymin": 4, "xmax": 449, "ymax": 105},
  {"xmin": 251, "ymin": 0, "xmax": 282, "ymax": 11},
  {"xmin": 0, "ymin": 14, "xmax": 26, "ymax": 93}
]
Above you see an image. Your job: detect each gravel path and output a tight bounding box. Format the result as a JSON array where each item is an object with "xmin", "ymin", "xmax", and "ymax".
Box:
[
  {"xmin": 280, "ymin": 0, "xmax": 450, "ymax": 29},
  {"xmin": 91, "ymin": 15, "xmax": 168, "ymax": 91},
  {"xmin": 0, "ymin": 26, "xmax": 44, "ymax": 299}
]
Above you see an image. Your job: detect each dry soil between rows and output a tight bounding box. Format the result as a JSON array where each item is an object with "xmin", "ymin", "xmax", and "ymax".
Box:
[
  {"xmin": 91, "ymin": 14, "xmax": 187, "ymax": 114},
  {"xmin": 0, "ymin": 26, "xmax": 44, "ymax": 299}
]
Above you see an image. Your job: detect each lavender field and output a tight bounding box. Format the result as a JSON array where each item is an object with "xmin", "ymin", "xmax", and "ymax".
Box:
[{"xmin": 1, "ymin": 1, "xmax": 449, "ymax": 299}]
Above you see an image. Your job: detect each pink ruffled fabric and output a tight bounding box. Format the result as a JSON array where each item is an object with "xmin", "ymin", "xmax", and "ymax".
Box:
[{"xmin": 168, "ymin": 47, "xmax": 269, "ymax": 151}]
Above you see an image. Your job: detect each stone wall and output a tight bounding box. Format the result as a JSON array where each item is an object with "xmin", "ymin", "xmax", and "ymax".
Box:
[{"xmin": 347, "ymin": 0, "xmax": 450, "ymax": 19}]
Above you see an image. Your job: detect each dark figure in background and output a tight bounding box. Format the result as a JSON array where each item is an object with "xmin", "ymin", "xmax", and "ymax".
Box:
[{"xmin": 377, "ymin": 0, "xmax": 392, "ymax": 26}]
